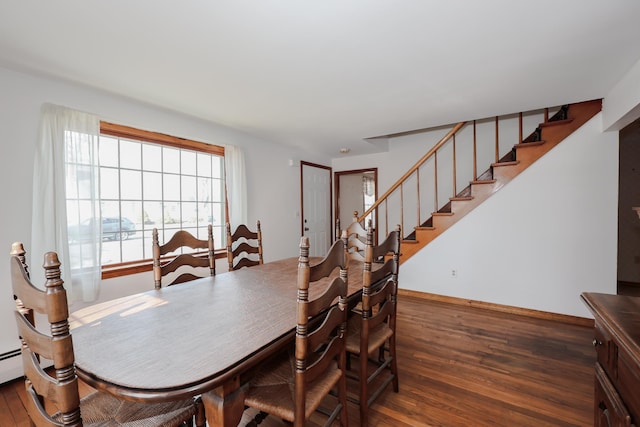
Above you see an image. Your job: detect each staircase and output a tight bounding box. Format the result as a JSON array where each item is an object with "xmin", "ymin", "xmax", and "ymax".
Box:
[{"xmin": 357, "ymin": 99, "xmax": 602, "ymax": 263}]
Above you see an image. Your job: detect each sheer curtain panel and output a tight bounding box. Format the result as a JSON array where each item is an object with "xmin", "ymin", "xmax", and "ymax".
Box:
[
  {"xmin": 31, "ymin": 103, "xmax": 102, "ymax": 302},
  {"xmin": 224, "ymin": 144, "xmax": 247, "ymax": 229}
]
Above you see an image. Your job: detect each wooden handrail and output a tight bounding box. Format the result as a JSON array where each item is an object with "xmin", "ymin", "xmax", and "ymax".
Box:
[
  {"xmin": 358, "ymin": 121, "xmax": 466, "ymax": 223},
  {"xmin": 351, "ymin": 105, "xmax": 561, "ymax": 241}
]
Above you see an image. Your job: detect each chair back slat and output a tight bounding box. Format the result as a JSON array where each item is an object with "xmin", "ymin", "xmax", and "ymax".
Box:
[
  {"xmin": 362, "ymin": 224, "xmax": 400, "ymax": 312},
  {"xmin": 153, "ymin": 225, "xmax": 215, "ymax": 288},
  {"xmin": 14, "ymin": 311, "xmax": 74, "ymax": 367},
  {"xmin": 232, "ymin": 241, "xmax": 260, "ymax": 257},
  {"xmin": 157, "ymin": 230, "xmax": 211, "ymax": 255},
  {"xmin": 22, "ymin": 347, "xmax": 80, "ymax": 411},
  {"xmin": 306, "ymin": 305, "xmax": 345, "ymax": 354},
  {"xmin": 229, "ymin": 223, "xmax": 259, "ymax": 241},
  {"xmin": 305, "ymin": 333, "xmax": 342, "ymax": 383},
  {"xmin": 170, "ymin": 273, "xmax": 208, "ymax": 286},
  {"xmin": 365, "ymin": 281, "xmax": 395, "ymax": 330},
  {"xmin": 160, "ymin": 253, "xmax": 211, "ymax": 276},
  {"xmin": 231, "ymin": 257, "xmax": 261, "ymax": 270},
  {"xmin": 307, "ymin": 277, "xmax": 345, "ymax": 316},
  {"xmin": 307, "ymin": 239, "xmax": 346, "ymax": 282},
  {"xmin": 339, "ymin": 216, "xmax": 368, "ymax": 262},
  {"xmin": 367, "ymin": 258, "xmax": 396, "ymax": 290},
  {"xmin": 12, "ymin": 260, "xmax": 48, "ymax": 317},
  {"xmin": 226, "ymin": 221, "xmax": 263, "ymax": 271}
]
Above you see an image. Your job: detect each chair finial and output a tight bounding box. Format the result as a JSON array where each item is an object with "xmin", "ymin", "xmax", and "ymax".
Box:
[
  {"xmin": 10, "ymin": 242, "xmax": 29, "ymax": 277},
  {"xmin": 42, "ymin": 252, "xmax": 62, "ymax": 286}
]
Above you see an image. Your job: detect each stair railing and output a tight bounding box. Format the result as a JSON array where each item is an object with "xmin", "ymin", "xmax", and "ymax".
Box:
[{"xmin": 357, "ymin": 108, "xmax": 553, "ymax": 240}]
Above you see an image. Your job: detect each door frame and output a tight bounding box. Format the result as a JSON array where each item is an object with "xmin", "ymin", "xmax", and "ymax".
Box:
[{"xmin": 335, "ymin": 167, "xmax": 378, "ymax": 243}]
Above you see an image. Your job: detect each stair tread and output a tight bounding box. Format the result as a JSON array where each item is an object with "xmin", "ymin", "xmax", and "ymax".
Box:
[
  {"xmin": 432, "ymin": 212, "xmax": 454, "ymax": 216},
  {"xmin": 471, "ymin": 179, "xmax": 496, "ymax": 185},
  {"xmin": 492, "ymin": 160, "xmax": 520, "ymax": 167},
  {"xmin": 514, "ymin": 140, "xmax": 546, "ymax": 149},
  {"xmin": 402, "ymin": 239, "xmax": 419, "ymax": 244},
  {"xmin": 415, "ymin": 226, "xmax": 435, "ymax": 230},
  {"xmin": 539, "ymin": 118, "xmax": 573, "ymax": 128},
  {"xmin": 450, "ymin": 196, "xmax": 473, "ymax": 201}
]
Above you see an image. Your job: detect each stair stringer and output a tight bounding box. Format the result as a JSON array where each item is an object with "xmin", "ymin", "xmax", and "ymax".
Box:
[{"xmin": 400, "ymin": 99, "xmax": 602, "ymax": 263}]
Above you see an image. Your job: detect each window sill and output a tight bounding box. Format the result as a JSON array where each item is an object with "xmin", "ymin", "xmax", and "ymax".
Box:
[{"xmin": 101, "ymin": 250, "xmax": 227, "ymax": 280}]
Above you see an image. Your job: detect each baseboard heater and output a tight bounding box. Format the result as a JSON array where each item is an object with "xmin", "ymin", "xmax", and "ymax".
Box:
[{"xmin": 0, "ymin": 349, "xmax": 20, "ymax": 361}]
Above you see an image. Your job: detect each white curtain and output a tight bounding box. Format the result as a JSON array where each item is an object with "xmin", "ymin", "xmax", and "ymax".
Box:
[
  {"xmin": 31, "ymin": 104, "xmax": 101, "ymax": 302},
  {"xmin": 362, "ymin": 174, "xmax": 376, "ymax": 229},
  {"xmin": 224, "ymin": 144, "xmax": 247, "ymax": 229},
  {"xmin": 362, "ymin": 174, "xmax": 375, "ymax": 196}
]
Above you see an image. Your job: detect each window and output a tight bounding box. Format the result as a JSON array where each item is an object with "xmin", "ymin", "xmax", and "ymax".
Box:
[{"xmin": 67, "ymin": 122, "xmax": 226, "ymax": 278}]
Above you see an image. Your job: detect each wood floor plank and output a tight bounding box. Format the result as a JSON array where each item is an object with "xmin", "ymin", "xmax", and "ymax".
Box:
[
  {"xmin": 1, "ymin": 295, "xmax": 595, "ymax": 426},
  {"xmin": 0, "ymin": 381, "xmax": 29, "ymax": 427},
  {"xmin": 0, "ymin": 392, "xmax": 16, "ymax": 426}
]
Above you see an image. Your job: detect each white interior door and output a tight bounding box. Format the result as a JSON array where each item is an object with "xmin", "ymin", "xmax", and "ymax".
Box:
[{"xmin": 301, "ymin": 162, "xmax": 332, "ymax": 257}]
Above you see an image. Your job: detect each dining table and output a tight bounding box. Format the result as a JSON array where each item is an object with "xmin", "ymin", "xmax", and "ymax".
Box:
[{"xmin": 70, "ymin": 256, "xmax": 365, "ymax": 426}]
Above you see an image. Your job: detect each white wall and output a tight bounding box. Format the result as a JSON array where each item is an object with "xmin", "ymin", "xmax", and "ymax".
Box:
[
  {"xmin": 0, "ymin": 65, "xmax": 329, "ymax": 382},
  {"xmin": 334, "ymin": 113, "xmax": 618, "ymax": 317},
  {"xmin": 603, "ymin": 57, "xmax": 640, "ymax": 131}
]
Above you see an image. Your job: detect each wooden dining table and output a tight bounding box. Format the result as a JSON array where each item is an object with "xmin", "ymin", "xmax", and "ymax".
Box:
[{"xmin": 70, "ymin": 256, "xmax": 365, "ymax": 426}]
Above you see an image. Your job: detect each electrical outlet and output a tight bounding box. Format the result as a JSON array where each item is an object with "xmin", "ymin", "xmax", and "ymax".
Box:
[{"xmin": 451, "ymin": 269, "xmax": 457, "ymax": 278}]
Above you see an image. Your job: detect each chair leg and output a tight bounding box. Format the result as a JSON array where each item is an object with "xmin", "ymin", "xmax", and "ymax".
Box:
[
  {"xmin": 390, "ymin": 338, "xmax": 399, "ymax": 393},
  {"xmin": 359, "ymin": 353, "xmax": 369, "ymax": 427},
  {"xmin": 339, "ymin": 372, "xmax": 349, "ymax": 426},
  {"xmin": 194, "ymin": 396, "xmax": 206, "ymax": 427}
]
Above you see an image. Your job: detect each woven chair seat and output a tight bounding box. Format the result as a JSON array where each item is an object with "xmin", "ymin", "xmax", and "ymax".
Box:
[
  {"xmin": 54, "ymin": 390, "xmax": 197, "ymax": 427},
  {"xmin": 345, "ymin": 316, "xmax": 393, "ymax": 357},
  {"xmin": 244, "ymin": 348, "xmax": 343, "ymax": 422}
]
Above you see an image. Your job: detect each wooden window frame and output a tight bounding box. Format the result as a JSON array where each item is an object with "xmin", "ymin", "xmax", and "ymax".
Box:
[{"xmin": 98, "ymin": 122, "xmax": 226, "ymax": 279}]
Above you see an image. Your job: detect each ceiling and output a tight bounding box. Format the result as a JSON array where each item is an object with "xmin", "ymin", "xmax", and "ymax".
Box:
[{"xmin": 2, "ymin": 1, "xmax": 640, "ymax": 158}]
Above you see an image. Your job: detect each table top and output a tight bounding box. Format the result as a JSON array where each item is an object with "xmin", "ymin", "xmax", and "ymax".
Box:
[
  {"xmin": 70, "ymin": 257, "xmax": 364, "ymax": 401},
  {"xmin": 581, "ymin": 292, "xmax": 640, "ymax": 362}
]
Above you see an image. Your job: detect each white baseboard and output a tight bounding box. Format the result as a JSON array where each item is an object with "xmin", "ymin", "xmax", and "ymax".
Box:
[{"xmin": 0, "ymin": 354, "xmax": 23, "ymax": 385}]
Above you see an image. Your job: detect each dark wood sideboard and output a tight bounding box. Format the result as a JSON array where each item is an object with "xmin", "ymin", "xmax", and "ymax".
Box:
[{"xmin": 581, "ymin": 292, "xmax": 640, "ymax": 427}]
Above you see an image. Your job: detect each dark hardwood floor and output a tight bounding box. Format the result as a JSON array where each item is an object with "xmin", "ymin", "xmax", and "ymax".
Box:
[{"xmin": 1, "ymin": 295, "xmax": 595, "ymax": 426}]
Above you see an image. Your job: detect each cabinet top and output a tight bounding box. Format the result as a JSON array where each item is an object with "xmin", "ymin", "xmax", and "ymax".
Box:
[{"xmin": 581, "ymin": 292, "xmax": 640, "ymax": 359}]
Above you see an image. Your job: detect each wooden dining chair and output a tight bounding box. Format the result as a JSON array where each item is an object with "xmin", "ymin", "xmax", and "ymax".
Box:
[
  {"xmin": 344, "ymin": 224, "xmax": 401, "ymax": 427},
  {"xmin": 337, "ymin": 213, "xmax": 368, "ymax": 262},
  {"xmin": 10, "ymin": 242, "xmax": 205, "ymax": 427},
  {"xmin": 225, "ymin": 221, "xmax": 263, "ymax": 271},
  {"xmin": 243, "ymin": 237, "xmax": 349, "ymax": 427},
  {"xmin": 152, "ymin": 225, "xmax": 215, "ymax": 289}
]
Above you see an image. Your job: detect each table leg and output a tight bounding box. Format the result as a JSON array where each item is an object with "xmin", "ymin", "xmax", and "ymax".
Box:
[{"xmin": 201, "ymin": 376, "xmax": 246, "ymax": 427}]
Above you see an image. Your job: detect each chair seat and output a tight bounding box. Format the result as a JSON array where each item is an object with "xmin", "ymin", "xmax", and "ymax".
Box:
[
  {"xmin": 345, "ymin": 316, "xmax": 393, "ymax": 357},
  {"xmin": 55, "ymin": 390, "xmax": 197, "ymax": 427},
  {"xmin": 244, "ymin": 349, "xmax": 343, "ymax": 422}
]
